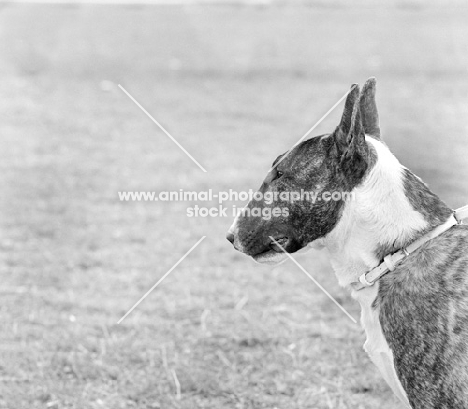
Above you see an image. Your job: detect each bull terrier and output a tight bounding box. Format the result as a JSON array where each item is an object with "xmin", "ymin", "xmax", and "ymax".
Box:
[{"xmin": 226, "ymin": 78, "xmax": 468, "ymax": 408}]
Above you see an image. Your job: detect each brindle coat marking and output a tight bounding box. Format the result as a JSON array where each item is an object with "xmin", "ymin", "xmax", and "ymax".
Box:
[
  {"xmin": 228, "ymin": 78, "xmax": 468, "ymax": 408},
  {"xmin": 377, "ymin": 227, "xmax": 468, "ymax": 408}
]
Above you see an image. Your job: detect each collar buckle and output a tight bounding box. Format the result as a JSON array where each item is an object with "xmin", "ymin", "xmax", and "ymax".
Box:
[{"xmin": 358, "ymin": 272, "xmax": 375, "ymax": 288}]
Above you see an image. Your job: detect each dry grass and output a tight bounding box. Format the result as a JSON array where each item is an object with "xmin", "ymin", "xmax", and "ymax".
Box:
[{"xmin": 0, "ymin": 2, "xmax": 468, "ymax": 408}]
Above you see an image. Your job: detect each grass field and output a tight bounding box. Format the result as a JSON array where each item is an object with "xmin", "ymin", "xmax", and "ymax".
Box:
[{"xmin": 1, "ymin": 2, "xmax": 468, "ymax": 408}]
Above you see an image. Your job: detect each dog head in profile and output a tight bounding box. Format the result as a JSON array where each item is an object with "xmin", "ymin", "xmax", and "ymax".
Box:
[{"xmin": 227, "ymin": 79, "xmax": 380, "ymax": 264}]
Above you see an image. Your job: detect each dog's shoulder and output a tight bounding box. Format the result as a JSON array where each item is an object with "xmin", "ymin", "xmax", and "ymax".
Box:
[{"xmin": 375, "ymin": 225, "xmax": 468, "ymax": 408}]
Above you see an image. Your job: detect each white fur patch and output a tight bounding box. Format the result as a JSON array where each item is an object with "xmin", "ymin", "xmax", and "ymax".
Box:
[
  {"xmin": 325, "ymin": 137, "xmax": 428, "ymax": 286},
  {"xmin": 358, "ymin": 285, "xmax": 412, "ymax": 408}
]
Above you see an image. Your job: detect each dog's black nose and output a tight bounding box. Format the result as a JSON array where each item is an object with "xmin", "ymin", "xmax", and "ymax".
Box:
[{"xmin": 226, "ymin": 231, "xmax": 235, "ymax": 244}]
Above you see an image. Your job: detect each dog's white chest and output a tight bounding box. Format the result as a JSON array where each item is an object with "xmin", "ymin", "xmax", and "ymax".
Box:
[{"xmin": 356, "ymin": 285, "xmax": 411, "ymax": 408}]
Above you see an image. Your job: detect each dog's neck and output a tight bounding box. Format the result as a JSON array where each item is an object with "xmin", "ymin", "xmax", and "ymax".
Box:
[{"xmin": 320, "ymin": 137, "xmax": 452, "ymax": 288}]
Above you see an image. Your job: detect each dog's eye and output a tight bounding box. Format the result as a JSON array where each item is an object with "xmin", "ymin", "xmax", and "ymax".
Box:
[{"xmin": 273, "ymin": 170, "xmax": 283, "ymax": 181}]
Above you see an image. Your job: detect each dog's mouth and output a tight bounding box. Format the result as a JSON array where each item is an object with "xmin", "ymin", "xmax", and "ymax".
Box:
[
  {"xmin": 268, "ymin": 236, "xmax": 290, "ymax": 252},
  {"xmin": 251, "ymin": 237, "xmax": 291, "ymax": 265}
]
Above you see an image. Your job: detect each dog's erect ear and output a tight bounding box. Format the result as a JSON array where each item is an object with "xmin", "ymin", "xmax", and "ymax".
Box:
[
  {"xmin": 359, "ymin": 77, "xmax": 380, "ymax": 139},
  {"xmin": 334, "ymin": 84, "xmax": 364, "ymax": 149},
  {"xmin": 332, "ymin": 84, "xmax": 369, "ymax": 183},
  {"xmin": 337, "ymin": 84, "xmax": 360, "ymax": 138},
  {"xmin": 349, "ymin": 94, "xmax": 365, "ymax": 147}
]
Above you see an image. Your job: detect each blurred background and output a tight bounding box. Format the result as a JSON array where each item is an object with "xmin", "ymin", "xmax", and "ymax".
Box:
[{"xmin": 0, "ymin": 0, "xmax": 467, "ymax": 408}]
